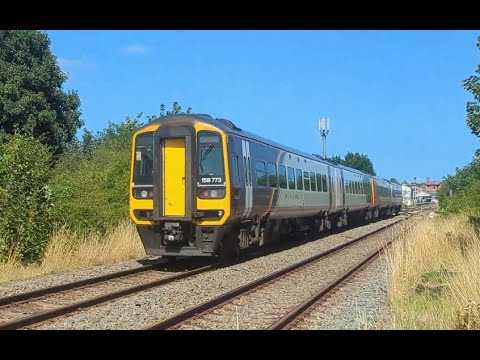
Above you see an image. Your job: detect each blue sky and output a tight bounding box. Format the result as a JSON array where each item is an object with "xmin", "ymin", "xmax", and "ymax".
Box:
[{"xmin": 47, "ymin": 30, "xmax": 480, "ymax": 182}]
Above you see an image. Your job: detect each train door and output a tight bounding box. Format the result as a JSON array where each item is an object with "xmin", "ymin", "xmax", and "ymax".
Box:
[
  {"xmin": 163, "ymin": 138, "xmax": 186, "ymax": 216},
  {"xmin": 327, "ymin": 166, "xmax": 333, "ymax": 212},
  {"xmin": 241, "ymin": 139, "xmax": 253, "ymax": 219},
  {"xmin": 329, "ymin": 166, "xmax": 344, "ymax": 212},
  {"xmin": 338, "ymin": 169, "xmax": 345, "ymax": 207}
]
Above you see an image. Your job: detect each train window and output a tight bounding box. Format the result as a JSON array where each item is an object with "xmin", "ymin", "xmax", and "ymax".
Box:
[
  {"xmin": 303, "ymin": 171, "xmax": 310, "ymax": 191},
  {"xmin": 133, "ymin": 132, "xmax": 154, "ymax": 186},
  {"xmin": 268, "ymin": 163, "xmax": 278, "ymax": 188},
  {"xmin": 287, "ymin": 167, "xmax": 296, "ymax": 189},
  {"xmin": 316, "ymin": 173, "xmax": 322, "ymax": 192},
  {"xmin": 230, "ymin": 154, "xmax": 240, "ymax": 185},
  {"xmin": 278, "ymin": 165, "xmax": 287, "ymax": 189},
  {"xmin": 346, "ymin": 180, "xmax": 350, "ymax": 194},
  {"xmin": 256, "ymin": 161, "xmax": 266, "ymax": 172},
  {"xmin": 198, "ymin": 131, "xmax": 225, "ymax": 182},
  {"xmin": 322, "ymin": 175, "xmax": 327, "ymax": 192},
  {"xmin": 296, "ymin": 169, "xmax": 303, "ymax": 190},
  {"xmin": 354, "ymin": 181, "xmax": 358, "ymax": 194},
  {"xmin": 310, "ymin": 172, "xmax": 316, "ymax": 191},
  {"xmin": 255, "ymin": 161, "xmax": 267, "ymax": 187}
]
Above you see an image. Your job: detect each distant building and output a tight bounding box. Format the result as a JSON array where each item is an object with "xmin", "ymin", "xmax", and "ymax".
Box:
[
  {"xmin": 404, "ymin": 177, "xmax": 442, "ymax": 204},
  {"xmin": 422, "ymin": 177, "xmax": 442, "ymax": 198},
  {"xmin": 415, "ymin": 191, "xmax": 432, "ymax": 204}
]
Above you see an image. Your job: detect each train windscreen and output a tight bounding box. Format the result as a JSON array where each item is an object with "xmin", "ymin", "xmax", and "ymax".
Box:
[
  {"xmin": 133, "ymin": 132, "xmax": 154, "ymax": 186},
  {"xmin": 198, "ymin": 131, "xmax": 225, "ymax": 185}
]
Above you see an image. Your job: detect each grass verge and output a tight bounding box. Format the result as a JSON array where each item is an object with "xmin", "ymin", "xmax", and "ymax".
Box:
[
  {"xmin": 0, "ymin": 219, "xmax": 144, "ymax": 285},
  {"xmin": 386, "ymin": 212, "xmax": 480, "ymax": 329}
]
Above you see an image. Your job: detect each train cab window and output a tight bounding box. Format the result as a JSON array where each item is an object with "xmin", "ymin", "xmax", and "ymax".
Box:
[
  {"xmin": 255, "ymin": 161, "xmax": 267, "ymax": 187},
  {"xmin": 230, "ymin": 154, "xmax": 240, "ymax": 185},
  {"xmin": 198, "ymin": 132, "xmax": 225, "ymax": 183},
  {"xmin": 133, "ymin": 132, "xmax": 154, "ymax": 186},
  {"xmin": 296, "ymin": 169, "xmax": 303, "ymax": 190},
  {"xmin": 316, "ymin": 173, "xmax": 322, "ymax": 192},
  {"xmin": 278, "ymin": 165, "xmax": 287, "ymax": 189},
  {"xmin": 322, "ymin": 175, "xmax": 328, "ymax": 192},
  {"xmin": 287, "ymin": 167, "xmax": 295, "ymax": 189},
  {"xmin": 303, "ymin": 171, "xmax": 310, "ymax": 191},
  {"xmin": 310, "ymin": 172, "xmax": 316, "ymax": 191},
  {"xmin": 267, "ymin": 163, "xmax": 278, "ymax": 188}
]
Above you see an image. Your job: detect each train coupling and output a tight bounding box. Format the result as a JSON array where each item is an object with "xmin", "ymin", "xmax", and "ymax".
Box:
[{"xmin": 162, "ymin": 222, "xmax": 184, "ymax": 242}]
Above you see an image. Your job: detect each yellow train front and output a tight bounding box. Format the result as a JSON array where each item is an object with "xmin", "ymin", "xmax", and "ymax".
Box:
[{"xmin": 130, "ymin": 114, "xmax": 231, "ymax": 258}]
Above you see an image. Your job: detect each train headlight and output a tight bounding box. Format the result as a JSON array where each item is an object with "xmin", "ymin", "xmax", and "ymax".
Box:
[
  {"xmin": 197, "ymin": 188, "xmax": 225, "ymax": 199},
  {"xmin": 133, "ymin": 187, "xmax": 153, "ymax": 199}
]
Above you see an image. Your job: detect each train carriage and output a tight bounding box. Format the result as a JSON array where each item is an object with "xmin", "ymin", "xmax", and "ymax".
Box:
[{"xmin": 130, "ymin": 114, "xmax": 400, "ymax": 259}]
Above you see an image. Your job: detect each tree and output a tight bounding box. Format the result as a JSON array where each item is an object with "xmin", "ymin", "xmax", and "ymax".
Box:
[
  {"xmin": 0, "ymin": 30, "xmax": 83, "ymax": 155},
  {"xmin": 331, "ymin": 152, "xmax": 376, "ymax": 176},
  {"xmin": 390, "ymin": 178, "xmax": 400, "ymax": 184},
  {"xmin": 331, "ymin": 155, "xmax": 343, "ymax": 165},
  {"xmin": 0, "ymin": 134, "xmax": 53, "ymax": 262},
  {"xmin": 438, "ymin": 35, "xmax": 480, "ymax": 214},
  {"xmin": 147, "ymin": 101, "xmax": 193, "ymax": 121},
  {"xmin": 462, "ymin": 35, "xmax": 480, "ymax": 138}
]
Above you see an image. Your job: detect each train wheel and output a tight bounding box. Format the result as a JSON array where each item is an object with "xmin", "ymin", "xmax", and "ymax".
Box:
[
  {"xmin": 318, "ymin": 218, "xmax": 324, "ymax": 233},
  {"xmin": 220, "ymin": 233, "xmax": 240, "ymax": 260},
  {"xmin": 324, "ymin": 216, "xmax": 332, "ymax": 231}
]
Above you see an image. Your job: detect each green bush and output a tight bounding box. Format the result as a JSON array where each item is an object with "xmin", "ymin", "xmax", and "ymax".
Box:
[
  {"xmin": 439, "ymin": 157, "xmax": 480, "ymax": 215},
  {"xmin": 0, "ymin": 134, "xmax": 53, "ymax": 262},
  {"xmin": 49, "ymin": 116, "xmax": 142, "ymax": 232}
]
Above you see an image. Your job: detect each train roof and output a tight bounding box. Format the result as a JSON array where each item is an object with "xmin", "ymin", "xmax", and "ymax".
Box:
[{"xmin": 145, "ymin": 113, "xmax": 385, "ymax": 181}]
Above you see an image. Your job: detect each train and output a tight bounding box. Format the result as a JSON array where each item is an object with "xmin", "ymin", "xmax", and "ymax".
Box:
[{"xmin": 129, "ymin": 114, "xmax": 402, "ymax": 259}]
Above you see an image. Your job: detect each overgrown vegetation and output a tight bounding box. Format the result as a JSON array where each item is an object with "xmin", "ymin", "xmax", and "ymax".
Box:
[
  {"xmin": 0, "ymin": 219, "xmax": 143, "ymax": 284},
  {"xmin": 386, "ymin": 214, "xmax": 480, "ymax": 329},
  {"xmin": 438, "ymin": 35, "xmax": 480, "ymax": 216},
  {"xmin": 0, "ymin": 30, "xmax": 193, "ymax": 275},
  {"xmin": 49, "ymin": 114, "xmax": 142, "ymax": 232},
  {"xmin": 0, "ymin": 30, "xmax": 83, "ymax": 155},
  {"xmin": 0, "ymin": 134, "xmax": 53, "ymax": 262}
]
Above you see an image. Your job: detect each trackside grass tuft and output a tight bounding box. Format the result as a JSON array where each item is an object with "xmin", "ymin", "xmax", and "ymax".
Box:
[
  {"xmin": 386, "ymin": 213, "xmax": 480, "ymax": 329},
  {"xmin": 0, "ymin": 219, "xmax": 144, "ymax": 285}
]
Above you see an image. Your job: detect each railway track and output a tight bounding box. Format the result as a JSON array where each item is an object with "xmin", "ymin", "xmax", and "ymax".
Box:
[
  {"xmin": 0, "ymin": 258, "xmax": 216, "ymax": 330},
  {"xmin": 267, "ymin": 242, "xmax": 389, "ymax": 330},
  {"xmin": 0, "ymin": 207, "xmax": 430, "ymax": 330},
  {"xmin": 144, "ymin": 213, "xmax": 419, "ymax": 330}
]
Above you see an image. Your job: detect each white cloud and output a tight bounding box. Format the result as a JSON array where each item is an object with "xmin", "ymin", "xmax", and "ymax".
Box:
[
  {"xmin": 121, "ymin": 44, "xmax": 149, "ymax": 54},
  {"xmin": 58, "ymin": 57, "xmax": 90, "ymax": 72}
]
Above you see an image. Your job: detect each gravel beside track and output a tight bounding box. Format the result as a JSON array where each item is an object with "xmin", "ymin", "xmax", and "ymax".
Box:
[
  {"xmin": 289, "ymin": 254, "xmax": 391, "ymax": 330},
  {"xmin": 173, "ymin": 230, "xmax": 392, "ymax": 330},
  {"xmin": 0, "ymin": 258, "xmax": 165, "ymax": 298},
  {"xmin": 35, "ymin": 216, "xmax": 408, "ymax": 330}
]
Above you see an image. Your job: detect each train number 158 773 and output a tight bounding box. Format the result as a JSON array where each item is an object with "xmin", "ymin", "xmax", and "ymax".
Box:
[{"xmin": 200, "ymin": 177, "xmax": 222, "ymax": 184}]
